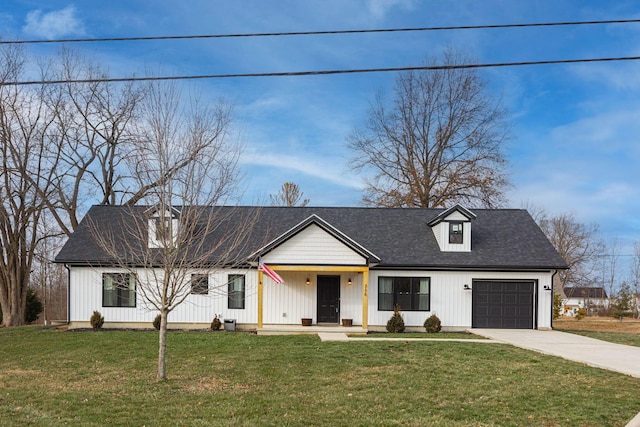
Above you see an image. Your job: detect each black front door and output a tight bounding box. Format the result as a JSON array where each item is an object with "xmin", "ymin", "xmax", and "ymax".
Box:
[{"xmin": 317, "ymin": 276, "xmax": 340, "ymax": 323}]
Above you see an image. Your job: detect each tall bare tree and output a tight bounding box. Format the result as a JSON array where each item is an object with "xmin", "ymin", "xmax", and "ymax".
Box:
[
  {"xmin": 601, "ymin": 238, "xmax": 621, "ymax": 305},
  {"xmin": 537, "ymin": 212, "xmax": 603, "ymax": 294},
  {"xmin": 631, "ymin": 242, "xmax": 640, "ymax": 318},
  {"xmin": 43, "ymin": 49, "xmax": 144, "ymax": 235},
  {"xmin": 349, "ymin": 49, "xmax": 509, "ymax": 208},
  {"xmin": 0, "ymin": 46, "xmax": 58, "ymax": 326},
  {"xmin": 89, "ymin": 81, "xmax": 255, "ymax": 381},
  {"xmin": 270, "ymin": 182, "xmax": 309, "ymax": 207}
]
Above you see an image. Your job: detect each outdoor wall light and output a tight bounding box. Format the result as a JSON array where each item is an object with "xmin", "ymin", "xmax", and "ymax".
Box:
[
  {"xmin": 543, "ymin": 285, "xmax": 552, "ymax": 291},
  {"xmin": 463, "ymin": 284, "xmax": 471, "ymax": 290},
  {"xmin": 347, "ymin": 278, "xmax": 352, "ymax": 286},
  {"xmin": 306, "ymin": 278, "xmax": 311, "ymax": 286}
]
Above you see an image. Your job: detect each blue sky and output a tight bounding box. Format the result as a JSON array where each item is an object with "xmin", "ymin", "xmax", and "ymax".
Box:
[{"xmin": 2, "ymin": 1, "xmax": 640, "ymax": 264}]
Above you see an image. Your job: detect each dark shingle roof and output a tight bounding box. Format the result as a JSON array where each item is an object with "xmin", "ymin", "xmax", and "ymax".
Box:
[
  {"xmin": 55, "ymin": 205, "xmax": 568, "ymax": 270},
  {"xmin": 564, "ymin": 287, "xmax": 608, "ymax": 299}
]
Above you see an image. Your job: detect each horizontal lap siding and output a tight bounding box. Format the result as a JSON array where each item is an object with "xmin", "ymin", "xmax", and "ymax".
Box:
[{"xmin": 263, "ymin": 224, "xmax": 366, "ymax": 265}]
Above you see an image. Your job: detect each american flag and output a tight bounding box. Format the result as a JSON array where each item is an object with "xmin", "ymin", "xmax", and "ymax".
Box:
[{"xmin": 258, "ymin": 260, "xmax": 284, "ymax": 284}]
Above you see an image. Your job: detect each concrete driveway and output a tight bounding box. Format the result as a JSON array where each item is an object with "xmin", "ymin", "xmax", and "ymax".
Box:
[{"xmin": 472, "ymin": 329, "xmax": 640, "ymax": 379}]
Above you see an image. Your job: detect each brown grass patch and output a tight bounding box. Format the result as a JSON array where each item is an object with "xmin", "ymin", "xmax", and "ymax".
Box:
[{"xmin": 555, "ymin": 317, "xmax": 640, "ymax": 333}]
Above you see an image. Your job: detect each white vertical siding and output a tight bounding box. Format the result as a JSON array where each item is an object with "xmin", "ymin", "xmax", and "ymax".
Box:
[
  {"xmin": 367, "ymin": 270, "xmax": 554, "ymax": 329},
  {"xmin": 262, "ymin": 272, "xmax": 362, "ymax": 325},
  {"xmin": 70, "ymin": 266, "xmax": 553, "ymax": 329},
  {"xmin": 69, "ymin": 266, "xmax": 258, "ymax": 326},
  {"xmin": 263, "ymin": 224, "xmax": 366, "ymax": 265}
]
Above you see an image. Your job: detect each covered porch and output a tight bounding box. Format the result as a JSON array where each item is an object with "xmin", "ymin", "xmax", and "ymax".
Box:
[{"xmin": 257, "ymin": 265, "xmax": 370, "ymax": 329}]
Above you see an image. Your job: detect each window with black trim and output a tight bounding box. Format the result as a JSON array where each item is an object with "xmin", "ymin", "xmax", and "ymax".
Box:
[
  {"xmin": 449, "ymin": 222, "xmax": 463, "ymax": 244},
  {"xmin": 103, "ymin": 273, "xmax": 136, "ymax": 307},
  {"xmin": 378, "ymin": 276, "xmax": 430, "ymax": 311},
  {"xmin": 191, "ymin": 274, "xmax": 209, "ymax": 295},
  {"xmin": 228, "ymin": 274, "xmax": 245, "ymax": 309}
]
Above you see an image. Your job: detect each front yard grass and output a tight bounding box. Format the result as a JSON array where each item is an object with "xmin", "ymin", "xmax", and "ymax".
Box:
[
  {"xmin": 556, "ymin": 329, "xmax": 640, "ymax": 348},
  {"xmin": 349, "ymin": 332, "xmax": 485, "ymax": 339},
  {"xmin": 1, "ymin": 326, "xmax": 639, "ymax": 426}
]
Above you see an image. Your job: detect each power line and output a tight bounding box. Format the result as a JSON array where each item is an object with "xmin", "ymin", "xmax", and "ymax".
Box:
[
  {"xmin": 2, "ymin": 19, "xmax": 639, "ymax": 45},
  {"xmin": 2, "ymin": 55, "xmax": 639, "ymax": 86}
]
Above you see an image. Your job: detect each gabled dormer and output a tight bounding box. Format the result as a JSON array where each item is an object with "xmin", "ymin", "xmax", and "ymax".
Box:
[
  {"xmin": 427, "ymin": 204, "xmax": 476, "ymax": 252},
  {"xmin": 146, "ymin": 205, "xmax": 180, "ymax": 249}
]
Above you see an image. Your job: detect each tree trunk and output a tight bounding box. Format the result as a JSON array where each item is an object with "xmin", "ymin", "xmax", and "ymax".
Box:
[
  {"xmin": 157, "ymin": 309, "xmax": 168, "ymax": 381},
  {"xmin": 0, "ymin": 278, "xmax": 27, "ymax": 327}
]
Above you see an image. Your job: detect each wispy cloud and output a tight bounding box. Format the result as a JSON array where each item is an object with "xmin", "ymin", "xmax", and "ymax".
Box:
[
  {"xmin": 367, "ymin": 0, "xmax": 416, "ymax": 20},
  {"xmin": 23, "ymin": 6, "xmax": 84, "ymax": 39},
  {"xmin": 241, "ymin": 150, "xmax": 363, "ymax": 190}
]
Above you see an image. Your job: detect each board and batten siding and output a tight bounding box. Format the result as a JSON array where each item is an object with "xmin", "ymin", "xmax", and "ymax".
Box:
[
  {"xmin": 262, "ymin": 272, "xmax": 362, "ymax": 325},
  {"xmin": 262, "ymin": 224, "xmax": 366, "ymax": 265},
  {"xmin": 367, "ymin": 270, "xmax": 553, "ymax": 329},
  {"xmin": 68, "ymin": 266, "xmax": 258, "ymax": 326}
]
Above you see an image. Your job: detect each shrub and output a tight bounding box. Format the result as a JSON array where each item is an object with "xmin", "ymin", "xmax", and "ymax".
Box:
[
  {"xmin": 153, "ymin": 314, "xmax": 162, "ymax": 330},
  {"xmin": 575, "ymin": 307, "xmax": 587, "ymax": 320},
  {"xmin": 211, "ymin": 314, "xmax": 222, "ymax": 331},
  {"xmin": 386, "ymin": 305, "xmax": 405, "ymax": 333},
  {"xmin": 90, "ymin": 310, "xmax": 104, "ymax": 330},
  {"xmin": 25, "ymin": 288, "xmax": 44, "ymax": 324},
  {"xmin": 553, "ymin": 293, "xmax": 563, "ymax": 320},
  {"xmin": 423, "ymin": 314, "xmax": 442, "ymax": 333}
]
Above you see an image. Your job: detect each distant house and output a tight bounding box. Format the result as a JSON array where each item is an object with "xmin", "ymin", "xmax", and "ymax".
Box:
[
  {"xmin": 55, "ymin": 204, "xmax": 567, "ymax": 331},
  {"xmin": 562, "ymin": 287, "xmax": 609, "ymax": 316}
]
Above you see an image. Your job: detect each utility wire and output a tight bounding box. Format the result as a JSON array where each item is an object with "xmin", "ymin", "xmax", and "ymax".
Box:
[
  {"xmin": 2, "ymin": 19, "xmax": 639, "ymax": 45},
  {"xmin": 2, "ymin": 55, "xmax": 640, "ymax": 86}
]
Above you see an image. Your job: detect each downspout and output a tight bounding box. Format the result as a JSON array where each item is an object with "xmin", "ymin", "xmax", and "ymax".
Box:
[
  {"xmin": 65, "ymin": 264, "xmax": 71, "ymax": 324},
  {"xmin": 550, "ymin": 269, "xmax": 558, "ymax": 329}
]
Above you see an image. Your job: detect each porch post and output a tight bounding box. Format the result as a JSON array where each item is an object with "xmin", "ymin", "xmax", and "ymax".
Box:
[
  {"xmin": 258, "ymin": 270, "xmax": 264, "ymax": 328},
  {"xmin": 362, "ymin": 268, "xmax": 369, "ymax": 329}
]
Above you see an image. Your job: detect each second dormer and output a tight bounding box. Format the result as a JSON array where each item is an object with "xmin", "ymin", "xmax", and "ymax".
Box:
[
  {"xmin": 147, "ymin": 205, "xmax": 180, "ymax": 249},
  {"xmin": 428, "ymin": 204, "xmax": 476, "ymax": 252}
]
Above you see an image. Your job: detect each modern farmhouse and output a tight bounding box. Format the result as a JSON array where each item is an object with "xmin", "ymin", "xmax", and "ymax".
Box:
[{"xmin": 55, "ymin": 204, "xmax": 567, "ymax": 331}]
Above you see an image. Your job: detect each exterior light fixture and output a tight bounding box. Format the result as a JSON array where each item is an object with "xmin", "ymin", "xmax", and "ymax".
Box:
[
  {"xmin": 348, "ymin": 278, "xmax": 352, "ymax": 286},
  {"xmin": 306, "ymin": 278, "xmax": 311, "ymax": 286},
  {"xmin": 463, "ymin": 284, "xmax": 471, "ymax": 290},
  {"xmin": 543, "ymin": 285, "xmax": 552, "ymax": 291}
]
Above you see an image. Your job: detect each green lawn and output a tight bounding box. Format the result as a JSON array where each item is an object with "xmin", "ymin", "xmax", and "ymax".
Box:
[
  {"xmin": 558, "ymin": 329, "xmax": 640, "ymax": 348},
  {"xmin": 349, "ymin": 332, "xmax": 485, "ymax": 339},
  {"xmin": 1, "ymin": 327, "xmax": 639, "ymax": 426}
]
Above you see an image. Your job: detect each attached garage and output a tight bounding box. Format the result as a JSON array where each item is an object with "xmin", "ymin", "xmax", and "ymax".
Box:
[{"xmin": 472, "ymin": 280, "xmax": 536, "ymax": 329}]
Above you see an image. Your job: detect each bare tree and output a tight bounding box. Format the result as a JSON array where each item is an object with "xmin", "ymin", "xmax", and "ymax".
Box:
[
  {"xmin": 42, "ymin": 49, "xmax": 144, "ymax": 235},
  {"xmin": 0, "ymin": 46, "xmax": 58, "ymax": 326},
  {"xmin": 537, "ymin": 212, "xmax": 603, "ymax": 294},
  {"xmin": 601, "ymin": 238, "xmax": 621, "ymax": 307},
  {"xmin": 89, "ymin": 81, "xmax": 255, "ymax": 381},
  {"xmin": 631, "ymin": 242, "xmax": 640, "ymax": 318},
  {"xmin": 270, "ymin": 182, "xmax": 309, "ymax": 207},
  {"xmin": 349, "ymin": 49, "xmax": 509, "ymax": 208}
]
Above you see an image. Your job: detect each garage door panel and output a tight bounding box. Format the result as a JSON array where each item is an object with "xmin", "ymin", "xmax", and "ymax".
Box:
[{"xmin": 472, "ymin": 280, "xmax": 535, "ymax": 329}]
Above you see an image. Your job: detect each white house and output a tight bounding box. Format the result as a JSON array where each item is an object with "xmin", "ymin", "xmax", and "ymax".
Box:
[
  {"xmin": 55, "ymin": 204, "xmax": 567, "ymax": 331},
  {"xmin": 562, "ymin": 287, "xmax": 609, "ymax": 316}
]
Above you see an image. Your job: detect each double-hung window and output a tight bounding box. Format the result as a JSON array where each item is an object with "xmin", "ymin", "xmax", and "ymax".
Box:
[
  {"xmin": 378, "ymin": 276, "xmax": 430, "ymax": 311},
  {"xmin": 103, "ymin": 273, "xmax": 136, "ymax": 307},
  {"xmin": 191, "ymin": 274, "xmax": 209, "ymax": 295},
  {"xmin": 449, "ymin": 222, "xmax": 464, "ymax": 244},
  {"xmin": 228, "ymin": 274, "xmax": 245, "ymax": 309}
]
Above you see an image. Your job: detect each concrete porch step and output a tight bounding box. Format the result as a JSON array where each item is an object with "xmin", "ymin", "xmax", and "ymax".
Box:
[{"xmin": 256, "ymin": 324, "xmax": 367, "ymax": 336}]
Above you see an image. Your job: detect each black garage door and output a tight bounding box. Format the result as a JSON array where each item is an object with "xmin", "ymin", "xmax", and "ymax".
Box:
[{"xmin": 472, "ymin": 280, "xmax": 535, "ymax": 329}]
